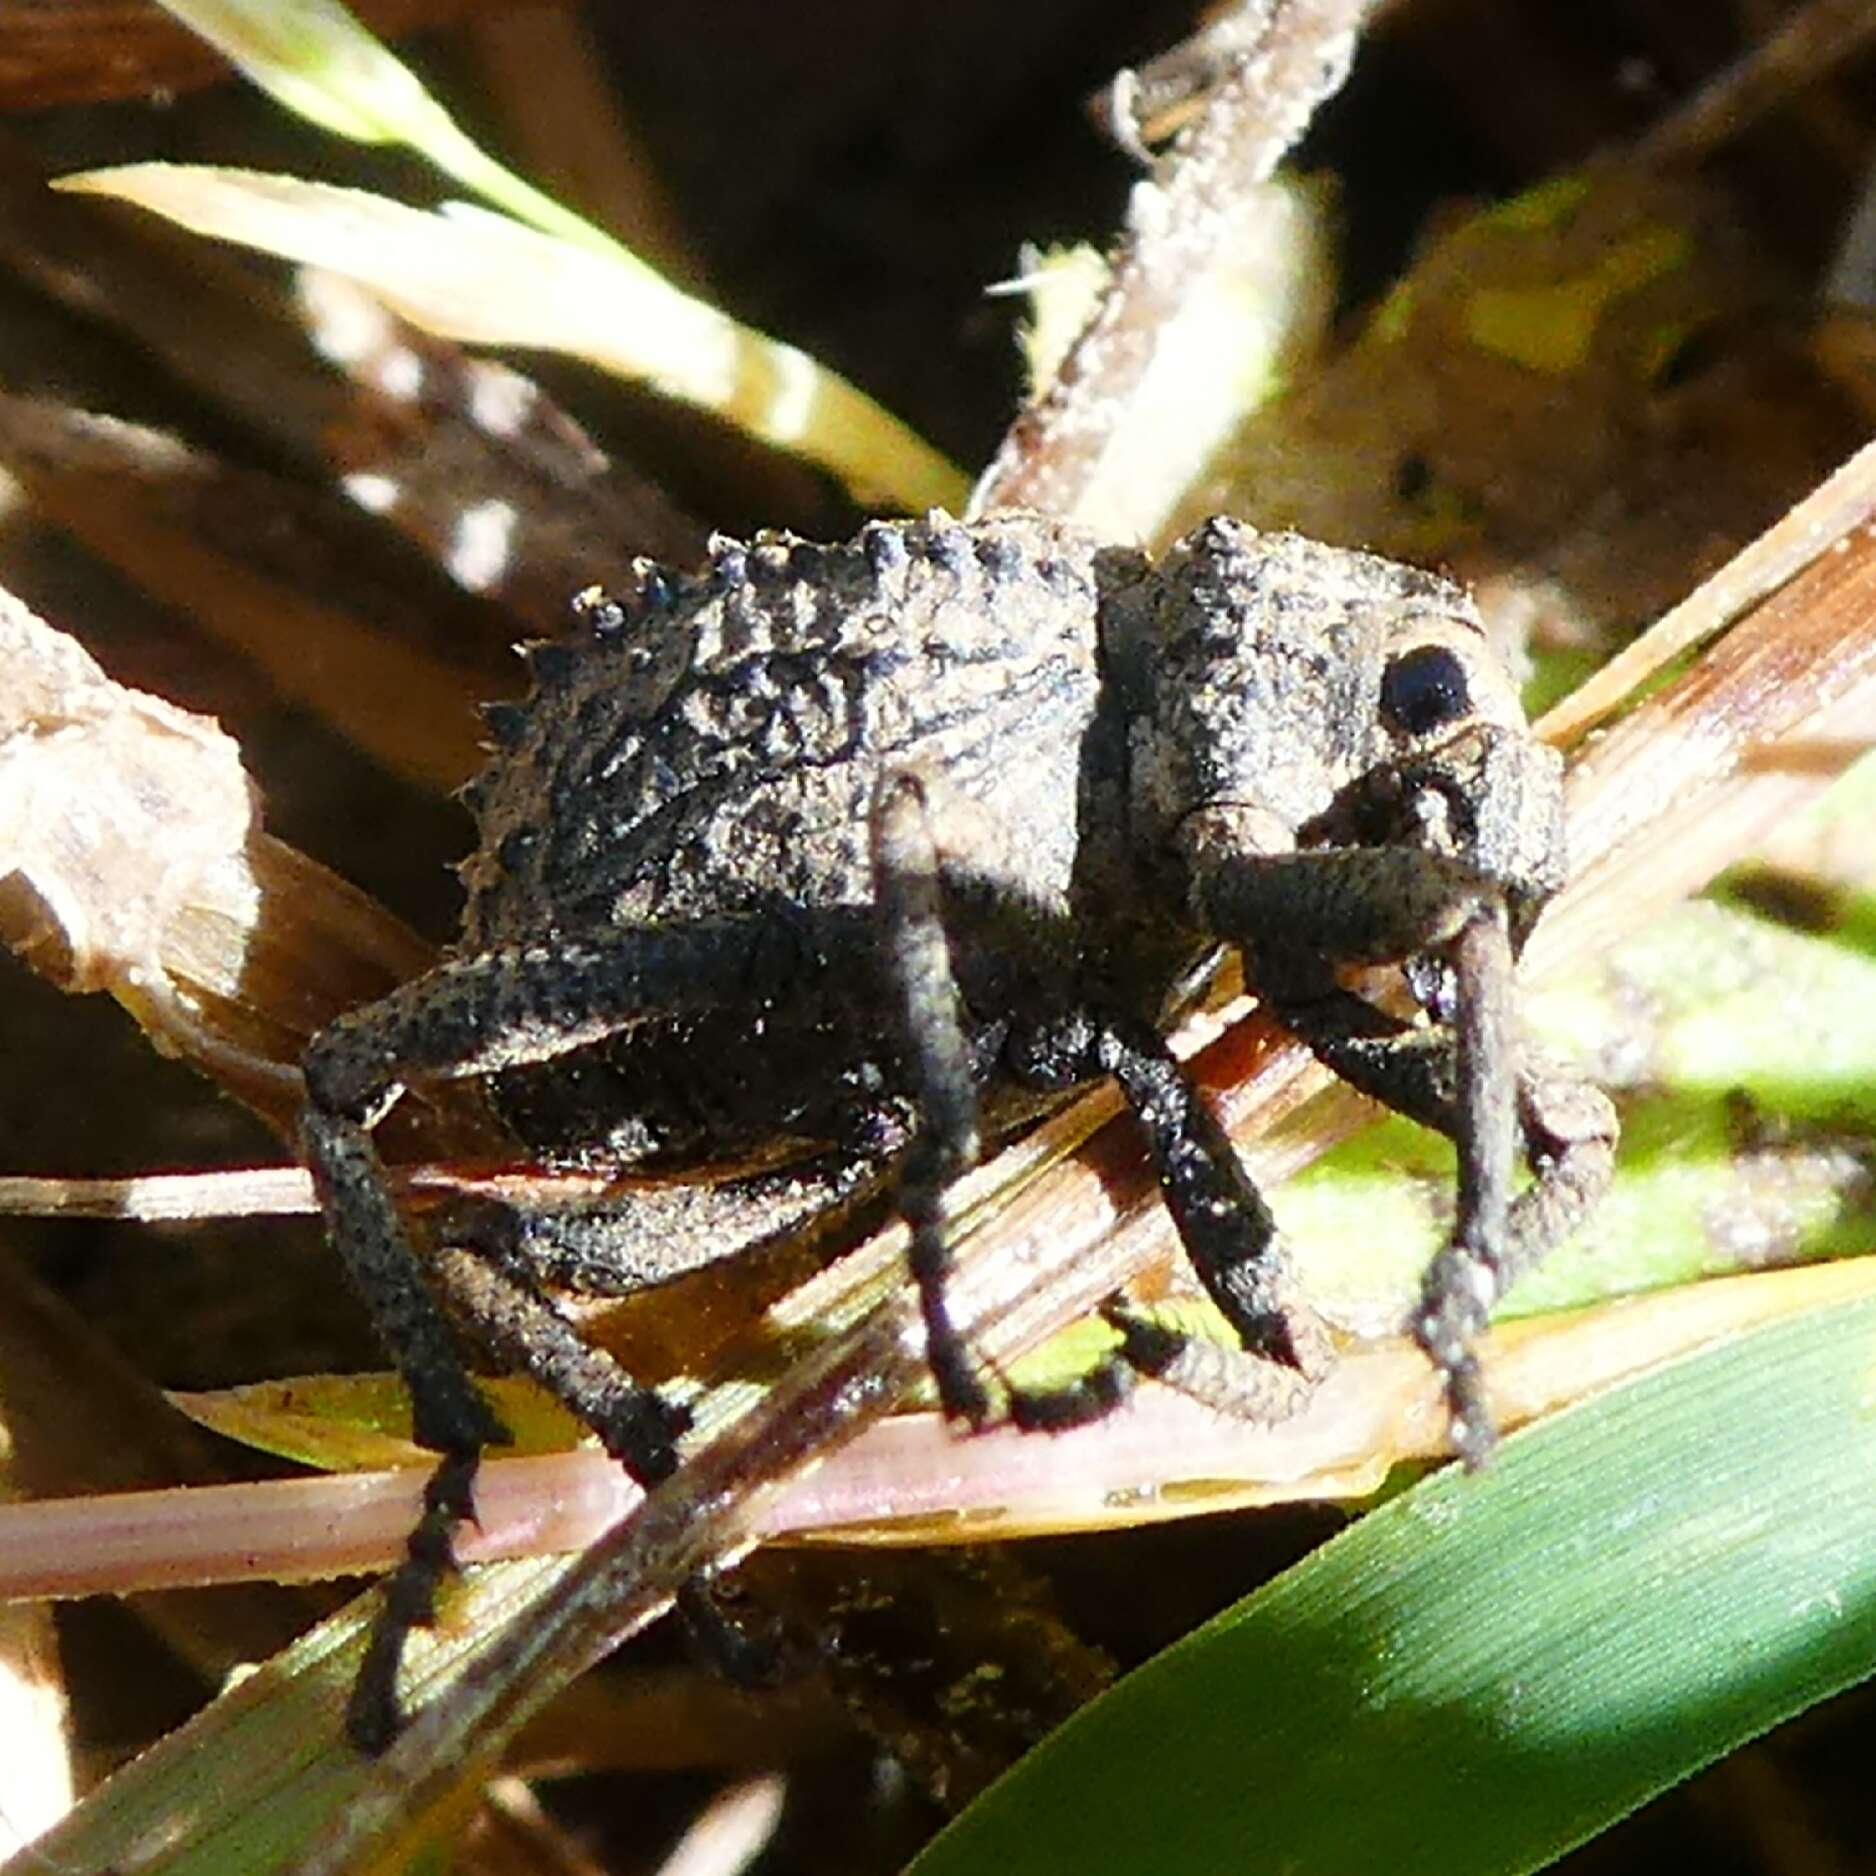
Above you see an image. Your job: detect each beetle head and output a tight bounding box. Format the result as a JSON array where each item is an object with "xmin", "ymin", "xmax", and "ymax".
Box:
[{"xmin": 1106, "ymin": 517, "xmax": 1563, "ymax": 940}]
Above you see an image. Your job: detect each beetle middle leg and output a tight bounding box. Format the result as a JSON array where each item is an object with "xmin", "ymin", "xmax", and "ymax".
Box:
[
  {"xmin": 430, "ymin": 1144, "xmax": 898, "ymax": 1300},
  {"xmin": 1004, "ymin": 1005, "xmax": 1332, "ymax": 1427},
  {"xmin": 870, "ymin": 770, "xmax": 996, "ymax": 1428},
  {"xmin": 871, "ymin": 771, "xmax": 1333, "ymax": 1434},
  {"xmin": 427, "ymin": 1242, "xmax": 694, "ymax": 1475}
]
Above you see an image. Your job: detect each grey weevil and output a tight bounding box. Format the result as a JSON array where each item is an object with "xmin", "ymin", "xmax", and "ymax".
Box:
[{"xmin": 301, "ymin": 510, "xmax": 1615, "ymax": 1748}]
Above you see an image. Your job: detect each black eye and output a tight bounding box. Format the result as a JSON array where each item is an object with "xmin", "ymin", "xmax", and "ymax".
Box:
[{"xmin": 1381, "ymin": 644, "xmax": 1471, "ymax": 735}]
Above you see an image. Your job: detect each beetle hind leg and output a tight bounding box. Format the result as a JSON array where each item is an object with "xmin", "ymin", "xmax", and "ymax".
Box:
[
  {"xmin": 429, "ymin": 1243, "xmax": 691, "ymax": 1480},
  {"xmin": 300, "ymin": 1099, "xmax": 513, "ymax": 1755},
  {"xmin": 300, "ymin": 917, "xmax": 797, "ymax": 1749}
]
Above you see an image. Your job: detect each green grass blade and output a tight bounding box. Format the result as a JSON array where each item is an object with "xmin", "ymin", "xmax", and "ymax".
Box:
[
  {"xmin": 916, "ymin": 1287, "xmax": 1876, "ymax": 1876},
  {"xmin": 143, "ymin": 1, "xmax": 967, "ymax": 510},
  {"xmin": 153, "ymin": 0, "xmax": 633, "ymax": 254}
]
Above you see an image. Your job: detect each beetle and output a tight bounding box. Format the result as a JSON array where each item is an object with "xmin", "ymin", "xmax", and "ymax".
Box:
[{"xmin": 301, "ymin": 509, "xmax": 1614, "ymax": 1747}]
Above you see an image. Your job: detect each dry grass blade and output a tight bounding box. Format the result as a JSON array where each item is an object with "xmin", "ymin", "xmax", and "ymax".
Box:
[
  {"xmin": 1535, "ymin": 434, "xmax": 1876, "ymax": 746},
  {"xmin": 296, "ymin": 270, "xmax": 706, "ymax": 622},
  {"xmin": 0, "ymin": 1166, "xmax": 318, "ymax": 1222},
  {"xmin": 998, "ymin": 182, "xmax": 1335, "ymax": 545},
  {"xmin": 2, "ymin": 1257, "xmax": 1872, "ymax": 1604},
  {"xmin": 974, "ymin": 0, "xmax": 1372, "ymax": 523},
  {"xmin": 0, "ymin": 134, "xmax": 703, "ymax": 612},
  {"xmin": 1628, "ymin": 0, "xmax": 1876, "ymax": 167},
  {"xmin": 0, "ymin": 1251, "xmax": 322, "ymax": 1678},
  {"xmin": 1533, "ymin": 499, "xmax": 1876, "ymax": 979},
  {"xmin": 57, "ymin": 165, "xmax": 967, "ymax": 514}
]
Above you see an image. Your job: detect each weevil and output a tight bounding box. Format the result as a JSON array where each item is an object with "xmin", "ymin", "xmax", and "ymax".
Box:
[{"xmin": 302, "ymin": 511, "xmax": 1615, "ymax": 1748}]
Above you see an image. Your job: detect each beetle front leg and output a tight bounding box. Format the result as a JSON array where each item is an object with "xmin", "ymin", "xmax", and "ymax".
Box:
[
  {"xmin": 1223, "ymin": 878, "xmax": 1617, "ymax": 1458},
  {"xmin": 1263, "ymin": 975, "xmax": 1615, "ymax": 1272},
  {"xmin": 1193, "ymin": 840, "xmax": 1614, "ymax": 1461},
  {"xmin": 1190, "ymin": 838, "xmax": 1496, "ymax": 971},
  {"xmin": 1429, "ymin": 908, "xmax": 1517, "ymax": 1461},
  {"xmin": 1193, "ymin": 841, "xmax": 1515, "ymax": 1436}
]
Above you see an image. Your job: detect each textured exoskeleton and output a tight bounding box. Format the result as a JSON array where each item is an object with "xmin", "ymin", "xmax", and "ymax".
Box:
[{"xmin": 302, "ymin": 512, "xmax": 1615, "ymax": 1747}]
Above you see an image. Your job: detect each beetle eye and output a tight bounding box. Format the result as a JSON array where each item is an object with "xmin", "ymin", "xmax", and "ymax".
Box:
[{"xmin": 1381, "ymin": 643, "xmax": 1471, "ymax": 734}]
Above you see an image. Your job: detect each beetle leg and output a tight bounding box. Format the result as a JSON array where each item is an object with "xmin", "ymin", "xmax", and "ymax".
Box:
[
  {"xmin": 429, "ymin": 1240, "xmax": 803, "ymax": 1696},
  {"xmin": 428, "ymin": 1244, "xmax": 693, "ymax": 1477},
  {"xmin": 870, "ymin": 771, "xmax": 993, "ymax": 1427},
  {"xmin": 300, "ymin": 1102, "xmax": 510, "ymax": 1754},
  {"xmin": 1191, "ymin": 841, "xmax": 1494, "ymax": 969},
  {"xmin": 1260, "ymin": 944, "xmax": 1617, "ymax": 1462},
  {"xmin": 1006, "ymin": 1008, "xmax": 1332, "ymax": 1427},
  {"xmin": 301, "ymin": 919, "xmax": 795, "ymax": 1749},
  {"xmin": 433, "ymin": 1146, "xmax": 897, "ymax": 1299}
]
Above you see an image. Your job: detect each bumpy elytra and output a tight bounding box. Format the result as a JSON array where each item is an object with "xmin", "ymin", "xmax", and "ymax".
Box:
[{"xmin": 302, "ymin": 512, "xmax": 1615, "ymax": 1750}]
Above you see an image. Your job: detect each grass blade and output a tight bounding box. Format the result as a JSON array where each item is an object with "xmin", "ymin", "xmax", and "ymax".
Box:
[
  {"xmin": 154, "ymin": 0, "xmax": 652, "ymax": 254},
  {"xmin": 136, "ymin": 0, "xmax": 967, "ymax": 510},
  {"xmin": 917, "ymin": 1286, "xmax": 1876, "ymax": 1875}
]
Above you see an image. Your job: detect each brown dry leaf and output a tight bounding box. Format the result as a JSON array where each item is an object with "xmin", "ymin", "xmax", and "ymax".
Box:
[
  {"xmin": 0, "ymin": 395, "xmax": 498, "ymax": 790},
  {"xmin": 0, "ymin": 135, "xmax": 703, "ymax": 634},
  {"xmin": 0, "ymin": 581, "xmax": 499, "ymax": 1143},
  {"xmin": 0, "ymin": 578, "xmax": 264, "ymax": 1010},
  {"xmin": 294, "ymin": 269, "xmax": 706, "ymax": 623},
  {"xmin": 0, "ymin": 0, "xmax": 518, "ymax": 110}
]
